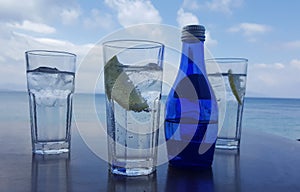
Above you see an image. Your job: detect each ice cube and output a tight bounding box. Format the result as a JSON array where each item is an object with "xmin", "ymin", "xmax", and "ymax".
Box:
[{"xmin": 36, "ymin": 90, "xmax": 57, "ymax": 107}]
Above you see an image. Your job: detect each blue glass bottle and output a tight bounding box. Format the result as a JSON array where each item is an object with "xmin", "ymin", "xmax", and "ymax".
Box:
[{"xmin": 165, "ymin": 25, "xmax": 218, "ymax": 168}]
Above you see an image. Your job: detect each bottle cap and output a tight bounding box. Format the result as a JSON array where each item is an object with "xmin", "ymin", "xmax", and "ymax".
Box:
[{"xmin": 181, "ymin": 25, "xmax": 205, "ymax": 42}]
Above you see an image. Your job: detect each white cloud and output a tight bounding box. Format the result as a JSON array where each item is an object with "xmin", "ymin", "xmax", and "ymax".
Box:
[
  {"xmin": 229, "ymin": 22, "xmax": 271, "ymax": 36},
  {"xmin": 182, "ymin": 0, "xmax": 201, "ymax": 10},
  {"xmin": 254, "ymin": 63, "xmax": 285, "ymax": 69},
  {"xmin": 247, "ymin": 61, "xmax": 300, "ymax": 98},
  {"xmin": 0, "ymin": 0, "xmax": 80, "ymax": 26},
  {"xmin": 0, "ymin": 30, "xmax": 95, "ymax": 92},
  {"xmin": 104, "ymin": 0, "xmax": 162, "ymax": 27},
  {"xmin": 290, "ymin": 59, "xmax": 300, "ymax": 70},
  {"xmin": 0, "ymin": 0, "xmax": 37, "ymax": 22},
  {"xmin": 182, "ymin": 0, "xmax": 243, "ymax": 14},
  {"xmin": 284, "ymin": 40, "xmax": 300, "ymax": 49},
  {"xmin": 205, "ymin": 0, "xmax": 243, "ymax": 14},
  {"xmin": 274, "ymin": 63, "xmax": 285, "ymax": 69},
  {"xmin": 0, "ymin": 55, "xmax": 5, "ymax": 63},
  {"xmin": 228, "ymin": 22, "xmax": 271, "ymax": 42},
  {"xmin": 6, "ymin": 20, "xmax": 56, "ymax": 34},
  {"xmin": 176, "ymin": 8, "xmax": 217, "ymax": 47},
  {"xmin": 176, "ymin": 8, "xmax": 199, "ymax": 28},
  {"xmin": 83, "ymin": 9, "xmax": 115, "ymax": 30},
  {"xmin": 61, "ymin": 8, "xmax": 81, "ymax": 25},
  {"xmin": 206, "ymin": 31, "xmax": 218, "ymax": 47}
]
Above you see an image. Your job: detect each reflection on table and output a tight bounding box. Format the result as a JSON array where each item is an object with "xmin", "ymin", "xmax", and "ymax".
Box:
[
  {"xmin": 213, "ymin": 149, "xmax": 240, "ymax": 191},
  {"xmin": 1, "ymin": 124, "xmax": 300, "ymax": 192},
  {"xmin": 108, "ymin": 172, "xmax": 157, "ymax": 192},
  {"xmin": 31, "ymin": 153, "xmax": 71, "ymax": 192}
]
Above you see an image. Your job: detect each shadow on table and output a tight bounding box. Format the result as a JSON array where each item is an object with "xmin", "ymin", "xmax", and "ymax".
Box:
[{"xmin": 31, "ymin": 153, "xmax": 71, "ymax": 192}]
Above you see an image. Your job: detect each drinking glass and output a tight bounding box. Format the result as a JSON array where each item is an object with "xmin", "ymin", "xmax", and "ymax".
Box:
[
  {"xmin": 206, "ymin": 58, "xmax": 248, "ymax": 149},
  {"xmin": 26, "ymin": 50, "xmax": 76, "ymax": 154},
  {"xmin": 103, "ymin": 40, "xmax": 164, "ymax": 176}
]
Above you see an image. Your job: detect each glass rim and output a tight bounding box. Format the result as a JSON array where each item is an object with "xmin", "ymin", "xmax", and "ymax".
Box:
[
  {"xmin": 102, "ymin": 39, "xmax": 164, "ymax": 50},
  {"xmin": 25, "ymin": 50, "xmax": 76, "ymax": 58},
  {"xmin": 206, "ymin": 57, "xmax": 248, "ymax": 63}
]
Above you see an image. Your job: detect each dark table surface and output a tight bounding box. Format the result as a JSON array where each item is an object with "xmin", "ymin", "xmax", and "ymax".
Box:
[{"xmin": 1, "ymin": 122, "xmax": 300, "ymax": 192}]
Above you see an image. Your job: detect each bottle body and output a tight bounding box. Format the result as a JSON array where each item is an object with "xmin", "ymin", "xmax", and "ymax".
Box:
[{"xmin": 165, "ymin": 31, "xmax": 218, "ymax": 168}]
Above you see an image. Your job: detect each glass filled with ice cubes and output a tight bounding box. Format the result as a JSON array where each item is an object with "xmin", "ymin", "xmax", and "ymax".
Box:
[
  {"xmin": 103, "ymin": 40, "xmax": 164, "ymax": 176},
  {"xmin": 25, "ymin": 50, "xmax": 76, "ymax": 154}
]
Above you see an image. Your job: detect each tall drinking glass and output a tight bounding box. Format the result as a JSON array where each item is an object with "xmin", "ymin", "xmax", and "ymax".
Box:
[
  {"xmin": 206, "ymin": 58, "xmax": 248, "ymax": 149},
  {"xmin": 103, "ymin": 40, "xmax": 164, "ymax": 176},
  {"xmin": 26, "ymin": 50, "xmax": 76, "ymax": 154}
]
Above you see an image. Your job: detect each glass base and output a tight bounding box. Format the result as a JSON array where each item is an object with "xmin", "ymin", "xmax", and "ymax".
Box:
[
  {"xmin": 215, "ymin": 138, "xmax": 239, "ymax": 150},
  {"xmin": 32, "ymin": 141, "xmax": 70, "ymax": 155},
  {"xmin": 109, "ymin": 156, "xmax": 157, "ymax": 176},
  {"xmin": 110, "ymin": 165, "xmax": 156, "ymax": 176}
]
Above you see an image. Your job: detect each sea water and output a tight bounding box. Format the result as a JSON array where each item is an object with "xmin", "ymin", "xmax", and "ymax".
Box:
[{"xmin": 1, "ymin": 91, "xmax": 300, "ymax": 153}]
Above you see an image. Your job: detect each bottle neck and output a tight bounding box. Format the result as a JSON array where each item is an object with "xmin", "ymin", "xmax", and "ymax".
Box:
[{"xmin": 180, "ymin": 40, "xmax": 206, "ymax": 76}]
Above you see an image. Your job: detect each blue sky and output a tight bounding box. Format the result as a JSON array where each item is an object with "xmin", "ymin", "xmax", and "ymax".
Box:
[{"xmin": 1, "ymin": 0, "xmax": 300, "ymax": 98}]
